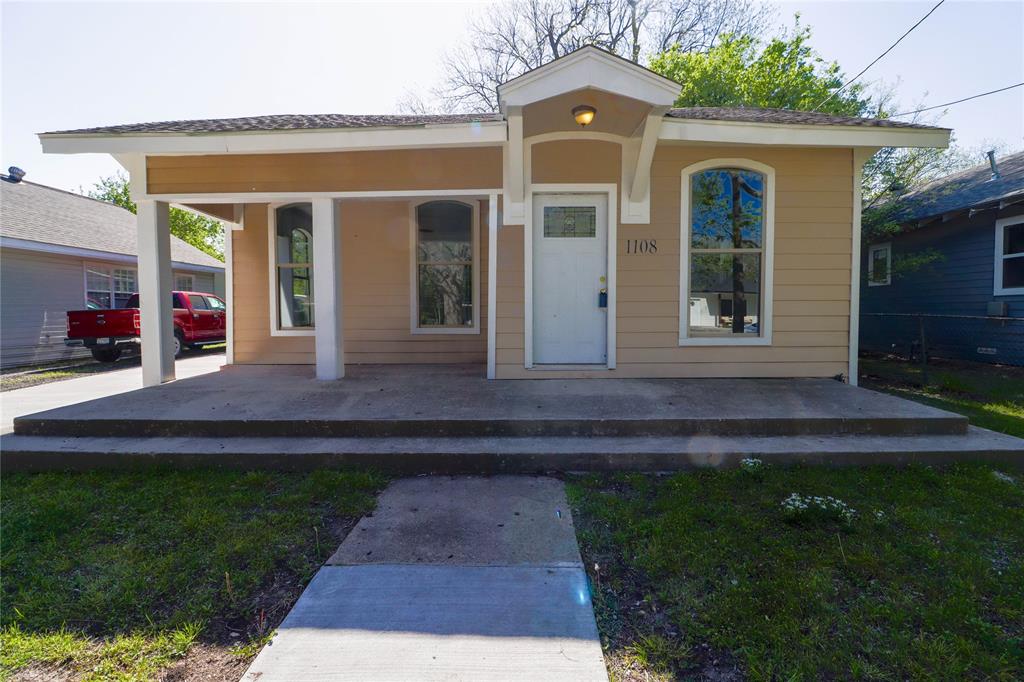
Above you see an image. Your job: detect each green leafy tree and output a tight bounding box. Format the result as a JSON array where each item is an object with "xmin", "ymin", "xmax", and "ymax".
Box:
[
  {"xmin": 648, "ymin": 21, "xmax": 869, "ymax": 117},
  {"xmin": 85, "ymin": 173, "xmax": 224, "ymax": 261},
  {"xmin": 648, "ymin": 21, "xmax": 1018, "ymax": 281}
]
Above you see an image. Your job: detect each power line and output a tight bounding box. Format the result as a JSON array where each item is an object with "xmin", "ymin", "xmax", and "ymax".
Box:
[
  {"xmin": 891, "ymin": 82, "xmax": 1024, "ymax": 117},
  {"xmin": 813, "ymin": 0, "xmax": 946, "ymax": 111}
]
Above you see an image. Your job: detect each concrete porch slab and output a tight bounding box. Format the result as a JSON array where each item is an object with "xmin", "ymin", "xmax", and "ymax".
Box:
[
  {"xmin": 12, "ymin": 364, "xmax": 968, "ymax": 438},
  {"xmin": 4, "ymin": 427, "xmax": 1022, "ymax": 472}
]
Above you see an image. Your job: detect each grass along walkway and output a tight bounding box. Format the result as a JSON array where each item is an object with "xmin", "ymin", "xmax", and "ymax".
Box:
[
  {"xmin": 0, "ymin": 469, "xmax": 385, "ymax": 681},
  {"xmin": 859, "ymin": 355, "xmax": 1024, "ymax": 438},
  {"xmin": 569, "ymin": 465, "xmax": 1024, "ymax": 681}
]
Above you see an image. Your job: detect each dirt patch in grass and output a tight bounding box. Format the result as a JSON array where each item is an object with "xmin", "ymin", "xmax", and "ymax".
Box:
[
  {"xmin": 157, "ymin": 643, "xmax": 248, "ymax": 682},
  {"xmin": 1, "ymin": 469, "xmax": 386, "ymax": 681},
  {"xmin": 569, "ymin": 466, "xmax": 1024, "ymax": 681}
]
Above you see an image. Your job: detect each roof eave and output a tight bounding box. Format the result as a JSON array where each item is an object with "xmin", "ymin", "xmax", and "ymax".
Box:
[
  {"xmin": 38, "ymin": 120, "xmax": 510, "ymax": 156},
  {"xmin": 898, "ymin": 189, "xmax": 1024, "ymax": 226},
  {"xmin": 659, "ymin": 117, "xmax": 951, "ymax": 149}
]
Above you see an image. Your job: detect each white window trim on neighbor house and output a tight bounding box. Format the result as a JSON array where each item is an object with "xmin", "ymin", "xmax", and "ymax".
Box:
[
  {"xmin": 678, "ymin": 158, "xmax": 776, "ymax": 347},
  {"xmin": 174, "ymin": 273, "xmax": 195, "ymax": 291},
  {"xmin": 408, "ymin": 199, "xmax": 482, "ymax": 335},
  {"xmin": 83, "ymin": 262, "xmax": 137, "ymax": 309},
  {"xmin": 267, "ymin": 202, "xmax": 316, "ymax": 337},
  {"xmin": 994, "ymin": 216, "xmax": 1024, "ymax": 296},
  {"xmin": 867, "ymin": 242, "xmax": 892, "ymax": 287}
]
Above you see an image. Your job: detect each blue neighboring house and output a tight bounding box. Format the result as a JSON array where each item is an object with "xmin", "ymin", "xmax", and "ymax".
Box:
[{"xmin": 860, "ymin": 150, "xmax": 1024, "ymax": 366}]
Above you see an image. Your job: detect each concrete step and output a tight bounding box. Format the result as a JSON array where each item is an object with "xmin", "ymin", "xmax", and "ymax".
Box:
[
  {"xmin": 2, "ymin": 428, "xmax": 1021, "ymax": 473},
  {"xmin": 12, "ymin": 412, "xmax": 968, "ymax": 439}
]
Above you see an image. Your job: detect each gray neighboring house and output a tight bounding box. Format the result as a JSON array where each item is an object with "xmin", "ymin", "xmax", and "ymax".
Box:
[{"xmin": 0, "ymin": 179, "xmax": 224, "ymax": 368}]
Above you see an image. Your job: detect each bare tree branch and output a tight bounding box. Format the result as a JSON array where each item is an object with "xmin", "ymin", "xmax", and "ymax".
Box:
[{"xmin": 399, "ymin": 0, "xmax": 775, "ymax": 113}]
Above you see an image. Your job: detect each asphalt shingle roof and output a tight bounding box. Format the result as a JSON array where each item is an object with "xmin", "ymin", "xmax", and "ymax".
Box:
[
  {"xmin": 43, "ymin": 113, "xmax": 505, "ymax": 135},
  {"xmin": 0, "ymin": 180, "xmax": 224, "ymax": 269},
  {"xmin": 888, "ymin": 150, "xmax": 1024, "ymax": 224},
  {"xmin": 41, "ymin": 108, "xmax": 943, "ymax": 136},
  {"xmin": 665, "ymin": 107, "xmax": 941, "ymax": 129}
]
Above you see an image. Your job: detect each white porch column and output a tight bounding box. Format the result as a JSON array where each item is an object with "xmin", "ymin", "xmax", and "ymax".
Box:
[
  {"xmin": 312, "ymin": 198, "xmax": 344, "ymax": 379},
  {"xmin": 487, "ymin": 193, "xmax": 499, "ymax": 379},
  {"xmin": 136, "ymin": 199, "xmax": 175, "ymax": 386}
]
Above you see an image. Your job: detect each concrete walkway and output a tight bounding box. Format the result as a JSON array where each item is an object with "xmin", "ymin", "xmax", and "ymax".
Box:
[
  {"xmin": 0, "ymin": 353, "xmax": 223, "ymax": 434},
  {"xmin": 242, "ymin": 476, "xmax": 608, "ymax": 681}
]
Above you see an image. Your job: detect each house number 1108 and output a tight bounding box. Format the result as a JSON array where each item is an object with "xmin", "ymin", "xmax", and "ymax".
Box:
[{"xmin": 625, "ymin": 239, "xmax": 657, "ymax": 254}]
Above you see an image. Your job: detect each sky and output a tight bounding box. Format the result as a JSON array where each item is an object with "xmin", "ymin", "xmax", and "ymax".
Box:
[{"xmin": 2, "ymin": 0, "xmax": 1022, "ymax": 193}]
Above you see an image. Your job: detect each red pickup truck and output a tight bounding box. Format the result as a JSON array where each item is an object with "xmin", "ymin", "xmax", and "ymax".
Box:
[{"xmin": 65, "ymin": 291, "xmax": 227, "ymax": 362}]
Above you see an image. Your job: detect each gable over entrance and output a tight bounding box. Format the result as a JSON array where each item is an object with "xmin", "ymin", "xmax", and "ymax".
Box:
[{"xmin": 498, "ymin": 46, "xmax": 682, "ymax": 225}]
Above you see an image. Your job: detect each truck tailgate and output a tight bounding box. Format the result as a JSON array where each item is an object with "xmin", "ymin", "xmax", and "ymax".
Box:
[{"xmin": 67, "ymin": 309, "xmax": 140, "ymax": 339}]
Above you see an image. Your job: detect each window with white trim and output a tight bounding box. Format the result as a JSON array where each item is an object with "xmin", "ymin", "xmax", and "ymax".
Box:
[
  {"xmin": 995, "ymin": 217, "xmax": 1024, "ymax": 295},
  {"xmin": 413, "ymin": 200, "xmax": 479, "ymax": 332},
  {"xmin": 174, "ymin": 274, "xmax": 195, "ymax": 291},
  {"xmin": 84, "ymin": 265, "xmax": 137, "ymax": 309},
  {"xmin": 680, "ymin": 163, "xmax": 774, "ymax": 343},
  {"xmin": 867, "ymin": 242, "xmax": 892, "ymax": 286},
  {"xmin": 272, "ymin": 203, "xmax": 315, "ymax": 330}
]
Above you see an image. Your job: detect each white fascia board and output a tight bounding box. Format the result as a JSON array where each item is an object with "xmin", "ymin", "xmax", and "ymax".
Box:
[
  {"xmin": 498, "ymin": 48, "xmax": 681, "ymax": 108},
  {"xmin": 39, "ymin": 121, "xmax": 508, "ymax": 156},
  {"xmin": 659, "ymin": 118, "xmax": 951, "ymax": 149},
  {"xmin": 0, "ymin": 236, "xmax": 223, "ymax": 272}
]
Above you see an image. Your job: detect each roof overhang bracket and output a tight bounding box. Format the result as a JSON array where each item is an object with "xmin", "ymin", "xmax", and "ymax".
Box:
[{"xmin": 620, "ymin": 108, "xmax": 668, "ymax": 224}]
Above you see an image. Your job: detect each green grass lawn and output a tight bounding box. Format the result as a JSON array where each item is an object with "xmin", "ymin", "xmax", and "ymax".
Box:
[
  {"xmin": 860, "ymin": 355, "xmax": 1024, "ymax": 438},
  {"xmin": 0, "ymin": 469, "xmax": 385, "ymax": 681},
  {"xmin": 569, "ymin": 465, "xmax": 1024, "ymax": 681}
]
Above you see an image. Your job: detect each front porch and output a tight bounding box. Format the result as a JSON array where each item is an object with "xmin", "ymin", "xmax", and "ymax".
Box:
[{"xmin": 4, "ymin": 365, "xmax": 1023, "ymax": 472}]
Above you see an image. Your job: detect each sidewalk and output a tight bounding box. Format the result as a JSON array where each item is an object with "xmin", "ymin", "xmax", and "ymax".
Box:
[
  {"xmin": 0, "ymin": 353, "xmax": 224, "ymax": 434},
  {"xmin": 242, "ymin": 476, "xmax": 608, "ymax": 681}
]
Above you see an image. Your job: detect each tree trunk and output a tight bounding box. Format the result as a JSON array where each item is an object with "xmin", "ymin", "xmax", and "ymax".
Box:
[{"xmin": 730, "ymin": 171, "xmax": 745, "ymax": 334}]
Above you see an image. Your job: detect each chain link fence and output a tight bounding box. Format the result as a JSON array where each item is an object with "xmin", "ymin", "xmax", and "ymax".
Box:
[{"xmin": 861, "ymin": 312, "xmax": 1024, "ymax": 370}]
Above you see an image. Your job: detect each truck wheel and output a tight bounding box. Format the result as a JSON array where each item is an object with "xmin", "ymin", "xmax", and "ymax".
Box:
[
  {"xmin": 91, "ymin": 347, "xmax": 122, "ymax": 363},
  {"xmin": 174, "ymin": 330, "xmax": 186, "ymax": 358}
]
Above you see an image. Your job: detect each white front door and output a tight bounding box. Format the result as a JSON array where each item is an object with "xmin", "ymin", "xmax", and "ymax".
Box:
[{"xmin": 533, "ymin": 193, "xmax": 608, "ymax": 364}]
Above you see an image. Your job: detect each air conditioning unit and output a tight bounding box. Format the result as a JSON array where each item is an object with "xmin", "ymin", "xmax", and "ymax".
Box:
[{"xmin": 986, "ymin": 301, "xmax": 1008, "ymax": 317}]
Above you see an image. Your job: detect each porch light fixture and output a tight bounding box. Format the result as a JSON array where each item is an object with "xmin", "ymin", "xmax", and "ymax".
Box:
[{"xmin": 572, "ymin": 105, "xmax": 596, "ymax": 127}]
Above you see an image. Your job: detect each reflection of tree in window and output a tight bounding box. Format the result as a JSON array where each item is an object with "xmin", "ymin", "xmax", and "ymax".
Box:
[
  {"xmin": 417, "ymin": 201, "xmax": 473, "ymax": 328},
  {"xmin": 690, "ymin": 169, "xmax": 764, "ymax": 335},
  {"xmin": 275, "ymin": 204, "xmax": 314, "ymax": 329}
]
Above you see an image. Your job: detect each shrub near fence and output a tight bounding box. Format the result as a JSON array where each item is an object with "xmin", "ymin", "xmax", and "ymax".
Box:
[{"xmin": 860, "ymin": 313, "xmax": 1024, "ymax": 368}]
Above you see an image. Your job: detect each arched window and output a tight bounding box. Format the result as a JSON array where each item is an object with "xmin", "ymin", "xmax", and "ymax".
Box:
[
  {"xmin": 680, "ymin": 161, "xmax": 774, "ymax": 344},
  {"xmin": 274, "ymin": 203, "xmax": 314, "ymax": 330},
  {"xmin": 413, "ymin": 200, "xmax": 478, "ymax": 332}
]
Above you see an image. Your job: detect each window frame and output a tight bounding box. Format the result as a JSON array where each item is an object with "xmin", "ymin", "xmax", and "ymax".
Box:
[
  {"xmin": 867, "ymin": 242, "xmax": 892, "ymax": 287},
  {"xmin": 174, "ymin": 273, "xmax": 195, "ymax": 291},
  {"xmin": 409, "ymin": 199, "xmax": 481, "ymax": 335},
  {"xmin": 994, "ymin": 216, "xmax": 1024, "ymax": 296},
  {"xmin": 83, "ymin": 262, "xmax": 138, "ymax": 309},
  {"xmin": 678, "ymin": 159, "xmax": 775, "ymax": 346},
  {"xmin": 267, "ymin": 202, "xmax": 316, "ymax": 337}
]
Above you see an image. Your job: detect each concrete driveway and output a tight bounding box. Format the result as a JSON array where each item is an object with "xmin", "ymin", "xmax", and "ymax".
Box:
[{"xmin": 0, "ymin": 353, "xmax": 224, "ymax": 434}]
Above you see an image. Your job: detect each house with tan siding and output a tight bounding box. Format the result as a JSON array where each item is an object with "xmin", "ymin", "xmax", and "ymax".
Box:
[{"xmin": 38, "ymin": 47, "xmax": 950, "ymax": 386}]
